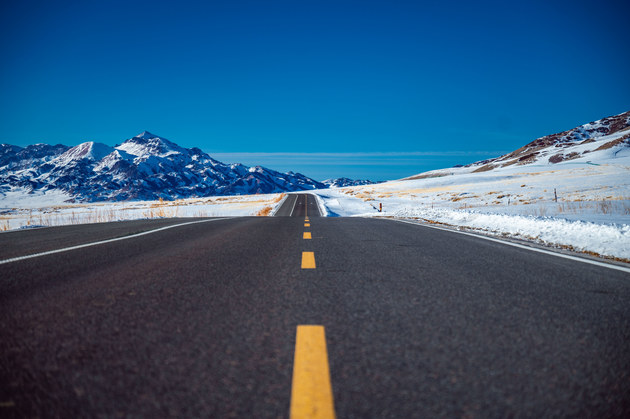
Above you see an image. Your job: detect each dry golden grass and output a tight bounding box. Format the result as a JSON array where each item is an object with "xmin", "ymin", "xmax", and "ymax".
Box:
[
  {"xmin": 200, "ymin": 196, "xmax": 281, "ymax": 206},
  {"xmin": 451, "ymin": 194, "xmax": 480, "ymax": 202},
  {"xmin": 143, "ymin": 198, "xmax": 180, "ymax": 218},
  {"xmin": 353, "ymin": 192, "xmax": 375, "ymax": 201},
  {"xmin": 593, "ymin": 133, "xmax": 630, "ymax": 151},
  {"xmin": 256, "ymin": 206, "xmax": 273, "ymax": 216}
]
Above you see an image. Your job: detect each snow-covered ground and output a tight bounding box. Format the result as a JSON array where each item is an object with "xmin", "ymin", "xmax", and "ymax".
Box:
[
  {"xmin": 0, "ymin": 191, "xmax": 284, "ymax": 231},
  {"xmin": 311, "ymin": 143, "xmax": 630, "ymax": 261}
]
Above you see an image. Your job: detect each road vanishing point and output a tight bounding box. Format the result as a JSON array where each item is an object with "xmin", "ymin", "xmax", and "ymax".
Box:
[{"xmin": 1, "ymin": 193, "xmax": 629, "ymax": 417}]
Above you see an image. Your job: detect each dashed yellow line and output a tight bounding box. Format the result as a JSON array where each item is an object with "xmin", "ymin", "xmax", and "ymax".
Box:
[
  {"xmin": 290, "ymin": 325, "xmax": 335, "ymax": 419},
  {"xmin": 304, "ymin": 223, "xmax": 311, "ymax": 227},
  {"xmin": 301, "ymin": 252, "xmax": 316, "ymax": 269},
  {"xmin": 303, "ymin": 232, "xmax": 312, "ymax": 239}
]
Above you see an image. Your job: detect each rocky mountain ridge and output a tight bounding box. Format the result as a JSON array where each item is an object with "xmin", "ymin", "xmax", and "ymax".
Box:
[
  {"xmin": 404, "ymin": 110, "xmax": 630, "ymax": 180},
  {"xmin": 0, "ymin": 132, "xmax": 327, "ymax": 202},
  {"xmin": 322, "ymin": 177, "xmax": 378, "ymax": 188},
  {"xmin": 471, "ymin": 110, "xmax": 630, "ymax": 172}
]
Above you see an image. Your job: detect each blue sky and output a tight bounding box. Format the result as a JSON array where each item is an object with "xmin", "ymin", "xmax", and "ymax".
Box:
[{"xmin": 1, "ymin": 0, "xmax": 628, "ymax": 181}]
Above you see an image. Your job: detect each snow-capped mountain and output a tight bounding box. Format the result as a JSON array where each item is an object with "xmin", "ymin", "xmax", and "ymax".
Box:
[
  {"xmin": 469, "ymin": 110, "xmax": 630, "ymax": 172},
  {"xmin": 0, "ymin": 132, "xmax": 326, "ymax": 202},
  {"xmin": 323, "ymin": 177, "xmax": 378, "ymax": 188}
]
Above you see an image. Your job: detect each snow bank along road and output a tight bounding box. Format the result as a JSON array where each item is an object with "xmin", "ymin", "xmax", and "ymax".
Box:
[{"xmin": 1, "ymin": 194, "xmax": 629, "ymax": 417}]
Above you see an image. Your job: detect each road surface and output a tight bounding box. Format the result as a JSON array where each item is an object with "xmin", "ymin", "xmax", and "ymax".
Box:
[{"xmin": 1, "ymin": 193, "xmax": 629, "ymax": 417}]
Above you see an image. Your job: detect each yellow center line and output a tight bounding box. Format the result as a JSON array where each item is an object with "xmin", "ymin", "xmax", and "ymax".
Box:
[
  {"xmin": 301, "ymin": 252, "xmax": 316, "ymax": 269},
  {"xmin": 290, "ymin": 325, "xmax": 335, "ymax": 419},
  {"xmin": 304, "ymin": 223, "xmax": 311, "ymax": 227},
  {"xmin": 303, "ymin": 232, "xmax": 312, "ymax": 239}
]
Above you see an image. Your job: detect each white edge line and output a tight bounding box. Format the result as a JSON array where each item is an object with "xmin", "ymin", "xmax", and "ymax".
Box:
[
  {"xmin": 387, "ymin": 218, "xmax": 630, "ymax": 274},
  {"xmin": 310, "ymin": 192, "xmax": 328, "ymax": 217},
  {"xmin": 289, "ymin": 194, "xmax": 299, "ymax": 217},
  {"xmin": 270, "ymin": 193, "xmax": 289, "ymax": 216},
  {"xmin": 0, "ymin": 218, "xmax": 230, "ymax": 266}
]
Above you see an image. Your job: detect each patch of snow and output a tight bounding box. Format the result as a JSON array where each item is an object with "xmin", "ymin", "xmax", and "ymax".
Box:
[
  {"xmin": 0, "ymin": 188, "xmax": 75, "ymax": 208},
  {"xmin": 135, "ymin": 131, "xmax": 160, "ymax": 140},
  {"xmin": 311, "ymin": 192, "xmax": 330, "ymax": 217},
  {"xmin": 53, "ymin": 142, "xmax": 114, "ymax": 164},
  {"xmin": 0, "ymin": 192, "xmax": 284, "ymax": 231},
  {"xmin": 311, "ymin": 145, "xmax": 630, "ymax": 260},
  {"xmin": 381, "ymin": 207, "xmax": 630, "ymax": 260}
]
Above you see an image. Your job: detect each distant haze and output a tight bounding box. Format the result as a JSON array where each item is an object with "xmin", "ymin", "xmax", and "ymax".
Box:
[{"xmin": 210, "ymin": 151, "xmax": 507, "ymax": 181}]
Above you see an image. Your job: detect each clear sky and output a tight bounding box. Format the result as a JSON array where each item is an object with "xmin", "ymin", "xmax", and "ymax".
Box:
[{"xmin": 1, "ymin": 0, "xmax": 628, "ymax": 181}]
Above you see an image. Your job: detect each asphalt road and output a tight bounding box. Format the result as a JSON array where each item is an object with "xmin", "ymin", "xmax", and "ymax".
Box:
[
  {"xmin": 1, "ymin": 193, "xmax": 629, "ymax": 417},
  {"xmin": 273, "ymin": 193, "xmax": 321, "ymax": 217}
]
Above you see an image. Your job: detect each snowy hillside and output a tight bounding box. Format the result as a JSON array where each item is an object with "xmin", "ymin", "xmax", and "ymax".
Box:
[
  {"xmin": 312, "ymin": 110, "xmax": 630, "ymax": 261},
  {"xmin": 405, "ymin": 110, "xmax": 630, "ymax": 179},
  {"xmin": 0, "ymin": 132, "xmax": 326, "ymax": 202}
]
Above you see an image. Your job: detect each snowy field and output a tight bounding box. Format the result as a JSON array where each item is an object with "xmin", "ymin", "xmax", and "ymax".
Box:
[
  {"xmin": 0, "ymin": 191, "xmax": 284, "ymax": 231},
  {"xmin": 312, "ymin": 144, "xmax": 630, "ymax": 262}
]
